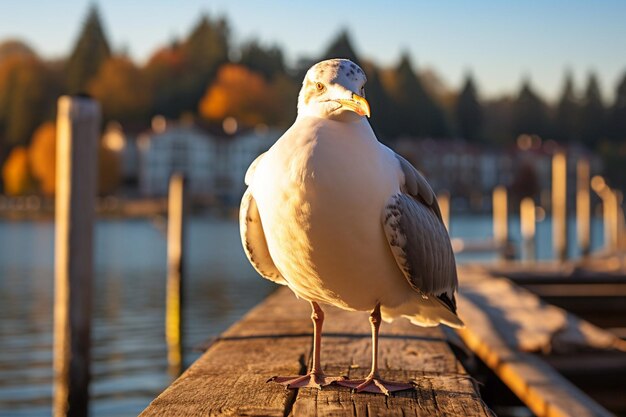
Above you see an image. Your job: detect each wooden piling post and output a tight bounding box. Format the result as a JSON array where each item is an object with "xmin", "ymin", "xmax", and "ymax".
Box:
[
  {"xmin": 53, "ymin": 96, "xmax": 100, "ymax": 417},
  {"xmin": 618, "ymin": 192, "xmax": 625, "ymax": 268},
  {"xmin": 552, "ymin": 152, "xmax": 568, "ymax": 261},
  {"xmin": 493, "ymin": 185, "xmax": 508, "ymax": 259},
  {"xmin": 520, "ymin": 197, "xmax": 536, "ymax": 262},
  {"xmin": 576, "ymin": 159, "xmax": 591, "ymax": 258},
  {"xmin": 591, "ymin": 175, "xmax": 618, "ymax": 253},
  {"xmin": 615, "ymin": 191, "xmax": 626, "ymax": 253},
  {"xmin": 605, "ymin": 190, "xmax": 619, "ymax": 252},
  {"xmin": 437, "ymin": 191, "xmax": 450, "ymax": 232},
  {"xmin": 166, "ymin": 173, "xmax": 187, "ymax": 376}
]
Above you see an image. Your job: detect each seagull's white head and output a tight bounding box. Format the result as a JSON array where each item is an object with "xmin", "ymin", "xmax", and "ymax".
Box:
[{"xmin": 297, "ymin": 58, "xmax": 370, "ymax": 122}]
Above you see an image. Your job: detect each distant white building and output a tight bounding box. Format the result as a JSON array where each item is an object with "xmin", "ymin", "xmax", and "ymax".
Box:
[
  {"xmin": 137, "ymin": 121, "xmax": 215, "ymax": 197},
  {"xmin": 214, "ymin": 127, "xmax": 281, "ymax": 204},
  {"xmin": 135, "ymin": 118, "xmax": 281, "ymax": 202}
]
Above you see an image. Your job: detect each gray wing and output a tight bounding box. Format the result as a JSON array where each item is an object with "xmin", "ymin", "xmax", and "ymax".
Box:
[
  {"xmin": 382, "ymin": 151, "xmax": 458, "ymax": 313},
  {"xmin": 239, "ymin": 153, "xmax": 287, "ymax": 285}
]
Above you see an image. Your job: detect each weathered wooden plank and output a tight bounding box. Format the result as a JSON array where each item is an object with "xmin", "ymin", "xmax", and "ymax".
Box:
[
  {"xmin": 457, "ymin": 266, "xmax": 617, "ymax": 417},
  {"xmin": 140, "ymin": 286, "xmax": 493, "ymax": 416},
  {"xmin": 290, "ymin": 306, "xmax": 493, "ymax": 417},
  {"xmin": 140, "ymin": 289, "xmax": 311, "ymax": 417}
]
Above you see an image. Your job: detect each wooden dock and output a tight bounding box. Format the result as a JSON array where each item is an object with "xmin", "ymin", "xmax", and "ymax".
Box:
[
  {"xmin": 457, "ymin": 266, "xmax": 623, "ymax": 417},
  {"xmin": 140, "ymin": 286, "xmax": 494, "ymax": 416},
  {"xmin": 140, "ymin": 266, "xmax": 623, "ymax": 416}
]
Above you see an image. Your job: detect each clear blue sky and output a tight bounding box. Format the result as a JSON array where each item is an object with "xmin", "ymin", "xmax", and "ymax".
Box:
[{"xmin": 1, "ymin": 0, "xmax": 625, "ymax": 102}]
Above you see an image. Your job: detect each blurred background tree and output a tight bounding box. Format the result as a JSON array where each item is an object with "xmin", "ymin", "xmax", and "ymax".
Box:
[
  {"xmin": 609, "ymin": 72, "xmax": 626, "ymax": 142},
  {"xmin": 554, "ymin": 72, "xmax": 579, "ymax": 143},
  {"xmin": 23, "ymin": 121, "xmax": 121, "ymax": 196},
  {"xmin": 1, "ymin": 146, "xmax": 35, "ymax": 195},
  {"xmin": 239, "ymin": 41, "xmax": 286, "ymax": 80},
  {"xmin": 1, "ymin": 5, "xmax": 626, "ymax": 193},
  {"xmin": 579, "ymin": 73, "xmax": 606, "ymax": 148},
  {"xmin": 178, "ymin": 16, "xmax": 229, "ymax": 114},
  {"xmin": 361, "ymin": 62, "xmax": 394, "ymax": 143},
  {"xmin": 455, "ymin": 74, "xmax": 483, "ymax": 142},
  {"xmin": 199, "ymin": 64, "xmax": 270, "ymax": 127},
  {"xmin": 383, "ymin": 55, "xmax": 448, "ymax": 138},
  {"xmin": 143, "ymin": 42, "xmax": 188, "ymax": 118},
  {"xmin": 511, "ymin": 80, "xmax": 550, "ymax": 138},
  {"xmin": 0, "ymin": 53, "xmax": 60, "ymax": 149},
  {"xmin": 28, "ymin": 122, "xmax": 56, "ymax": 195},
  {"xmin": 143, "ymin": 15, "xmax": 228, "ymax": 119},
  {"xmin": 65, "ymin": 5, "xmax": 111, "ymax": 94},
  {"xmin": 88, "ymin": 56, "xmax": 152, "ymax": 124},
  {"xmin": 0, "ymin": 40, "xmax": 36, "ymax": 62},
  {"xmin": 482, "ymin": 97, "xmax": 514, "ymax": 146}
]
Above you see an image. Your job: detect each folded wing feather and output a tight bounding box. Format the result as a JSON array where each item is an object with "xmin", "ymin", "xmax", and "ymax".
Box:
[{"xmin": 382, "ymin": 150, "xmax": 459, "ymax": 313}]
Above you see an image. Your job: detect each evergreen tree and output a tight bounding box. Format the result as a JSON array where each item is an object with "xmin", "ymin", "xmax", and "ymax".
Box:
[
  {"xmin": 579, "ymin": 73, "xmax": 606, "ymax": 148},
  {"xmin": 386, "ymin": 54, "xmax": 448, "ymax": 138},
  {"xmin": 239, "ymin": 41, "xmax": 286, "ymax": 80},
  {"xmin": 88, "ymin": 57, "xmax": 152, "ymax": 124},
  {"xmin": 144, "ymin": 16, "xmax": 229, "ymax": 118},
  {"xmin": 361, "ymin": 62, "xmax": 393, "ymax": 142},
  {"xmin": 511, "ymin": 79, "xmax": 550, "ymax": 138},
  {"xmin": 143, "ymin": 43, "xmax": 187, "ymax": 118},
  {"xmin": 65, "ymin": 5, "xmax": 111, "ymax": 94},
  {"xmin": 482, "ymin": 97, "xmax": 514, "ymax": 146},
  {"xmin": 182, "ymin": 15, "xmax": 229, "ymax": 76},
  {"xmin": 554, "ymin": 71, "xmax": 579, "ymax": 142},
  {"xmin": 177, "ymin": 15, "xmax": 229, "ymax": 114},
  {"xmin": 455, "ymin": 74, "xmax": 483, "ymax": 142},
  {"xmin": 321, "ymin": 30, "xmax": 361, "ymax": 67},
  {"xmin": 0, "ymin": 56, "xmax": 59, "ymax": 147},
  {"xmin": 608, "ymin": 72, "xmax": 626, "ymax": 142}
]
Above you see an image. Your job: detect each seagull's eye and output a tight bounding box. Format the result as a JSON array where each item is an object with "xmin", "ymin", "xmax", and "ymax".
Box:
[{"xmin": 315, "ymin": 82, "xmax": 325, "ymax": 93}]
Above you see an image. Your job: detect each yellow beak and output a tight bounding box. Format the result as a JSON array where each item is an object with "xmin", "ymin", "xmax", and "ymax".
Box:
[{"xmin": 336, "ymin": 93, "xmax": 371, "ymax": 118}]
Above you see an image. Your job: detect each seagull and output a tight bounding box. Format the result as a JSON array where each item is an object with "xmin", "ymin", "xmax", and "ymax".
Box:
[{"xmin": 240, "ymin": 58, "xmax": 463, "ymax": 395}]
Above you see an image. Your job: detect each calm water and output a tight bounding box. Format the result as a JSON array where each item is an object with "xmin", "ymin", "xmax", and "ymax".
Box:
[
  {"xmin": 0, "ymin": 217, "xmax": 274, "ymax": 416},
  {"xmin": 0, "ymin": 214, "xmax": 604, "ymax": 416}
]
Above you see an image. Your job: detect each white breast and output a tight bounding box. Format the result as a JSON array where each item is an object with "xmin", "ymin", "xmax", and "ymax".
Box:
[{"xmin": 251, "ymin": 116, "xmax": 413, "ymax": 311}]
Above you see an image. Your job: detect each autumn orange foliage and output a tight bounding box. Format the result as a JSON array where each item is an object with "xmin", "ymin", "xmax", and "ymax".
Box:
[
  {"xmin": 199, "ymin": 64, "xmax": 270, "ymax": 127},
  {"xmin": 0, "ymin": 121, "xmax": 123, "ymax": 196},
  {"xmin": 28, "ymin": 122, "xmax": 57, "ymax": 195},
  {"xmin": 2, "ymin": 146, "xmax": 35, "ymax": 195}
]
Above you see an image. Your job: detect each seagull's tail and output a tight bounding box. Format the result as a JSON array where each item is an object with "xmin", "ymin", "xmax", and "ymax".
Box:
[{"xmin": 381, "ymin": 294, "xmax": 465, "ymax": 329}]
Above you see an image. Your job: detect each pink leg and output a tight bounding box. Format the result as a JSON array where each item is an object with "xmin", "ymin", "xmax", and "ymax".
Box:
[
  {"xmin": 338, "ymin": 303, "xmax": 414, "ymax": 395},
  {"xmin": 268, "ymin": 301, "xmax": 345, "ymax": 389}
]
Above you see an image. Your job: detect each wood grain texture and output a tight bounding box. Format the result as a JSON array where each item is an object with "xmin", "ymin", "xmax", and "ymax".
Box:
[
  {"xmin": 457, "ymin": 266, "xmax": 616, "ymax": 417},
  {"xmin": 53, "ymin": 96, "xmax": 100, "ymax": 417},
  {"xmin": 140, "ymin": 287, "xmax": 493, "ymax": 417}
]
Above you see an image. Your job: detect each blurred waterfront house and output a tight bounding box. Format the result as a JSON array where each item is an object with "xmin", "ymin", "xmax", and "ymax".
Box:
[
  {"xmin": 212, "ymin": 125, "xmax": 282, "ymax": 205},
  {"xmin": 396, "ymin": 135, "xmax": 603, "ymax": 212},
  {"xmin": 122, "ymin": 117, "xmax": 280, "ymax": 204},
  {"xmin": 94, "ymin": 116, "xmax": 605, "ymax": 214}
]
